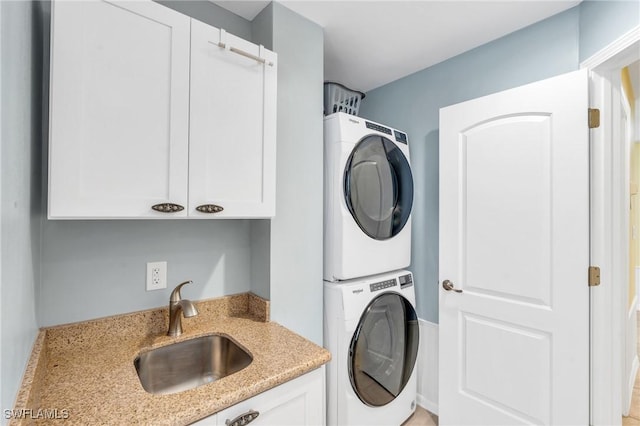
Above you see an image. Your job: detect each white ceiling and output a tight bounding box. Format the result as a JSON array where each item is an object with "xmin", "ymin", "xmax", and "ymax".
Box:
[{"xmin": 213, "ymin": 1, "xmax": 582, "ymax": 92}]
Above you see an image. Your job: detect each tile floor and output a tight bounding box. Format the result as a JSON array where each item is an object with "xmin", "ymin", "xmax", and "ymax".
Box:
[
  {"xmin": 403, "ymin": 406, "xmax": 438, "ymax": 426},
  {"xmin": 405, "ymin": 314, "xmax": 640, "ymax": 426}
]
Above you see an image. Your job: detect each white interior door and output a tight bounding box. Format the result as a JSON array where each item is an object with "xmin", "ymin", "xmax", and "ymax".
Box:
[{"xmin": 439, "ymin": 70, "xmax": 590, "ymax": 425}]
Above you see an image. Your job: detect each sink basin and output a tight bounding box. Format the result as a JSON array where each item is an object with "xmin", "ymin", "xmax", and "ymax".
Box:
[{"xmin": 134, "ymin": 334, "xmax": 252, "ymax": 395}]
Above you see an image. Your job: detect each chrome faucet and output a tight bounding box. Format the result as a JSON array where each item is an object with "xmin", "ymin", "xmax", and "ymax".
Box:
[{"xmin": 167, "ymin": 280, "xmax": 199, "ymax": 337}]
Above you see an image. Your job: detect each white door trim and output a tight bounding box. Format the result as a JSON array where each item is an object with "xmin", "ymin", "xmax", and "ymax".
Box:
[
  {"xmin": 0, "ymin": 1, "xmax": 3, "ymax": 413},
  {"xmin": 637, "ymin": 267, "xmax": 640, "ymax": 311},
  {"xmin": 581, "ymin": 24, "xmax": 640, "ymax": 426},
  {"xmin": 581, "ymin": 26, "xmax": 640, "ymax": 70}
]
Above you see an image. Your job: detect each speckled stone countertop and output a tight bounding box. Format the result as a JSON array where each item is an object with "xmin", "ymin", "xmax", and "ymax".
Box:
[{"xmin": 11, "ymin": 293, "xmax": 330, "ymax": 425}]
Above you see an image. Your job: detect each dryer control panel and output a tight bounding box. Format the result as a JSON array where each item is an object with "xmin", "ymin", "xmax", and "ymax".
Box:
[
  {"xmin": 365, "ymin": 121, "xmax": 392, "ymax": 135},
  {"xmin": 394, "ymin": 130, "xmax": 408, "ymax": 144},
  {"xmin": 399, "ymin": 273, "xmax": 413, "ymax": 288},
  {"xmin": 370, "ymin": 278, "xmax": 397, "ymax": 292},
  {"xmin": 364, "ymin": 120, "xmax": 408, "ymax": 145}
]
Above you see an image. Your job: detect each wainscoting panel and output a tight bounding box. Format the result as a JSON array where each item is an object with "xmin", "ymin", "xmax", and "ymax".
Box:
[{"xmin": 417, "ymin": 319, "xmax": 439, "ymax": 414}]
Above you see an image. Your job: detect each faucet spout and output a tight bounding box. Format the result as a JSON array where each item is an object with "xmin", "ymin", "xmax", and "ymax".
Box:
[
  {"xmin": 178, "ymin": 299, "xmax": 198, "ymax": 318},
  {"xmin": 167, "ymin": 281, "xmax": 198, "ymax": 337}
]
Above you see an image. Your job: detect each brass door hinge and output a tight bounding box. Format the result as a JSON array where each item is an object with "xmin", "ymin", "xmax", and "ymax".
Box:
[
  {"xmin": 588, "ymin": 108, "xmax": 600, "ymax": 129},
  {"xmin": 588, "ymin": 266, "xmax": 601, "ymax": 287}
]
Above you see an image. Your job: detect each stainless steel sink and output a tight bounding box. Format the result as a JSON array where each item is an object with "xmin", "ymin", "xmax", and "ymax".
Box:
[{"xmin": 134, "ymin": 334, "xmax": 252, "ymax": 395}]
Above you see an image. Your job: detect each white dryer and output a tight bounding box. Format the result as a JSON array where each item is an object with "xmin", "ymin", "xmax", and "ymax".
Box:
[
  {"xmin": 324, "ymin": 113, "xmax": 413, "ymax": 281},
  {"xmin": 324, "ymin": 270, "xmax": 419, "ymax": 426}
]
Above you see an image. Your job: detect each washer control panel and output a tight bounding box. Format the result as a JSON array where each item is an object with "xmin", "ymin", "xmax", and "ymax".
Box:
[{"xmin": 370, "ymin": 278, "xmax": 397, "ymax": 292}]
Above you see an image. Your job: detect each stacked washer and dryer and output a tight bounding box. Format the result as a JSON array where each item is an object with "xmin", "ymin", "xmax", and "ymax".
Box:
[{"xmin": 323, "ymin": 112, "xmax": 420, "ymax": 426}]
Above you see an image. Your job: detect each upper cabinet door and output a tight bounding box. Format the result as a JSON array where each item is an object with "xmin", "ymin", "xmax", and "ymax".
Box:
[
  {"xmin": 189, "ymin": 20, "xmax": 277, "ymax": 218},
  {"xmin": 48, "ymin": 0, "xmax": 190, "ymax": 219}
]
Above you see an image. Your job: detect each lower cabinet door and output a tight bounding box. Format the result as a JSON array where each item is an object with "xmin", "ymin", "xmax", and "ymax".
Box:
[{"xmin": 191, "ymin": 367, "xmax": 324, "ymax": 426}]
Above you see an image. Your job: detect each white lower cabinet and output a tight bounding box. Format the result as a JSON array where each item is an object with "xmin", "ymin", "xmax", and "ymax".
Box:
[{"xmin": 191, "ymin": 368, "xmax": 325, "ymax": 426}]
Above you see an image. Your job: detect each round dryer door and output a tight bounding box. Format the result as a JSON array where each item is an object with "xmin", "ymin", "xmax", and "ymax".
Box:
[
  {"xmin": 348, "ymin": 293, "xmax": 419, "ymax": 407},
  {"xmin": 344, "ymin": 135, "xmax": 413, "ymax": 240}
]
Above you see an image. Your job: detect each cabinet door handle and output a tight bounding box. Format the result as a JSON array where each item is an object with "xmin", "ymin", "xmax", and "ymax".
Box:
[
  {"xmin": 218, "ymin": 29, "xmax": 274, "ymax": 67},
  {"xmin": 225, "ymin": 410, "xmax": 259, "ymax": 426},
  {"xmin": 196, "ymin": 204, "xmax": 224, "ymax": 214},
  {"xmin": 151, "ymin": 203, "xmax": 184, "ymax": 213},
  {"xmin": 228, "ymin": 46, "xmax": 274, "ymax": 67}
]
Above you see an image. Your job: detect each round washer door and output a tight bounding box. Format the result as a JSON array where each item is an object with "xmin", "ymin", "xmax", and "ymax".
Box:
[
  {"xmin": 348, "ymin": 292, "xmax": 419, "ymax": 407},
  {"xmin": 344, "ymin": 135, "xmax": 413, "ymax": 240}
]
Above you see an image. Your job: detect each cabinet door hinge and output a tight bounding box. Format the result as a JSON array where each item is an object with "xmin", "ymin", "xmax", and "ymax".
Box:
[
  {"xmin": 588, "ymin": 266, "xmax": 601, "ymax": 287},
  {"xmin": 588, "ymin": 108, "xmax": 600, "ymax": 129}
]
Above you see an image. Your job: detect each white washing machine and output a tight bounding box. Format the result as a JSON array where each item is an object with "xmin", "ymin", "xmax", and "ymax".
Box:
[
  {"xmin": 324, "ymin": 112, "xmax": 413, "ymax": 282},
  {"xmin": 324, "ymin": 270, "xmax": 419, "ymax": 426}
]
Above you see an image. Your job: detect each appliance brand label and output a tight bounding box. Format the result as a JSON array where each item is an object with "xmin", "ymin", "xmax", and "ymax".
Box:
[{"xmin": 352, "ymin": 289, "xmax": 363, "ymax": 294}]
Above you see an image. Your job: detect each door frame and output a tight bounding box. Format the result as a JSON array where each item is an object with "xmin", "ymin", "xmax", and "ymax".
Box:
[{"xmin": 581, "ymin": 25, "xmax": 640, "ymax": 426}]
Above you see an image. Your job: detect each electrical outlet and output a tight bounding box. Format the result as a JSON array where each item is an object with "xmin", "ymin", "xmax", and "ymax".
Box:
[{"xmin": 146, "ymin": 261, "xmax": 167, "ymax": 291}]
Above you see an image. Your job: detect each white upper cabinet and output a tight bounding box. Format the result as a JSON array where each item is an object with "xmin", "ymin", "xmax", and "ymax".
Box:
[
  {"xmin": 189, "ymin": 21, "xmax": 277, "ymax": 218},
  {"xmin": 48, "ymin": 0, "xmax": 190, "ymax": 219},
  {"xmin": 48, "ymin": 0, "xmax": 277, "ymax": 219}
]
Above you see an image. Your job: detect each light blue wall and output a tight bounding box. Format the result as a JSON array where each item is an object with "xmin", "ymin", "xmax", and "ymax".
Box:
[
  {"xmin": 40, "ymin": 220, "xmax": 253, "ymax": 326},
  {"xmin": 579, "ymin": 0, "xmax": 639, "ymax": 61},
  {"xmin": 0, "ymin": 0, "xmax": 43, "ymax": 418},
  {"xmin": 251, "ymin": 3, "xmax": 273, "ymax": 49},
  {"xmin": 360, "ymin": 1, "xmax": 639, "ymax": 323},
  {"xmin": 252, "ymin": 2, "xmax": 325, "ymax": 345},
  {"xmin": 156, "ymin": 0, "xmax": 251, "ymax": 40}
]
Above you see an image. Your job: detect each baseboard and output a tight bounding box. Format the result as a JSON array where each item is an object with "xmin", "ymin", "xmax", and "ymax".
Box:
[
  {"xmin": 417, "ymin": 394, "xmax": 439, "ymax": 416},
  {"xmin": 416, "ymin": 319, "xmax": 438, "ymax": 416}
]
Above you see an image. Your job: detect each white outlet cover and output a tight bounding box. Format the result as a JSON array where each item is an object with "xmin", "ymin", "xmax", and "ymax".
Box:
[{"xmin": 146, "ymin": 261, "xmax": 167, "ymax": 291}]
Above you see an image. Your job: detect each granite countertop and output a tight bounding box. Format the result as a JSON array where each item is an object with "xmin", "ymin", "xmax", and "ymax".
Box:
[{"xmin": 11, "ymin": 293, "xmax": 330, "ymax": 425}]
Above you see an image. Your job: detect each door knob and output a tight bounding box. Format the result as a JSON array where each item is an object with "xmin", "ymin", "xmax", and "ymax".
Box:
[{"xmin": 442, "ymin": 280, "xmax": 463, "ymax": 293}]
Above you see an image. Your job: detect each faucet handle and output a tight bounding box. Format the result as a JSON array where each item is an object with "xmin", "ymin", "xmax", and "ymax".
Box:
[{"xmin": 169, "ymin": 280, "xmax": 193, "ymax": 303}]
